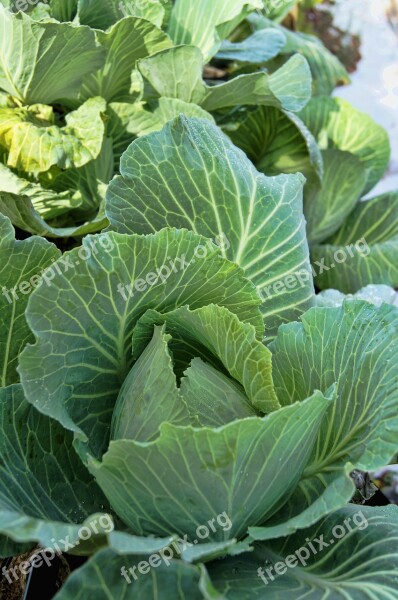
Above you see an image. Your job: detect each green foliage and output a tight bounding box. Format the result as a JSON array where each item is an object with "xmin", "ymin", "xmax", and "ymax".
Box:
[{"xmin": 0, "ymin": 1, "xmax": 398, "ymax": 597}]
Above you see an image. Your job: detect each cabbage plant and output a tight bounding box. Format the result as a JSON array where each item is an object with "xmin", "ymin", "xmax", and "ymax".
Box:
[
  {"xmin": 0, "ymin": 0, "xmax": 314, "ymax": 237},
  {"xmin": 1, "ymin": 0, "xmax": 398, "ymax": 597},
  {"xmin": 2, "ymin": 0, "xmax": 394, "ymax": 292},
  {"xmin": 1, "ymin": 118, "xmax": 398, "ymax": 598}
]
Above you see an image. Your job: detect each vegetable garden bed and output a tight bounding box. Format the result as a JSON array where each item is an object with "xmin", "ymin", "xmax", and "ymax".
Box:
[{"xmin": 0, "ymin": 0, "xmax": 397, "ymax": 598}]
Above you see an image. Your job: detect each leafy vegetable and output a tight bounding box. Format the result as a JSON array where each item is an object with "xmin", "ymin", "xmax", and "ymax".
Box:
[
  {"xmin": 1, "ymin": 0, "xmax": 398, "ymax": 596},
  {"xmin": 105, "ymin": 116, "xmax": 315, "ymax": 337},
  {"xmin": 0, "ymin": 1, "xmax": 314, "ymax": 238}
]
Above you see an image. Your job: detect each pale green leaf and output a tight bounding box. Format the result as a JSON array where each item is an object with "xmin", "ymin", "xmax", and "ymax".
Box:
[
  {"xmin": 0, "ymin": 6, "xmax": 105, "ymax": 105},
  {"xmin": 88, "ymin": 391, "xmax": 330, "ymax": 539},
  {"xmin": 0, "ymin": 193, "xmax": 108, "ymax": 238},
  {"xmin": 111, "ymin": 325, "xmax": 190, "ymax": 442},
  {"xmin": 47, "ymin": 137, "xmax": 114, "ymax": 216},
  {"xmin": 262, "ymin": 0, "xmax": 299, "ymax": 22},
  {"xmin": 105, "ymin": 116, "xmax": 315, "ymax": 337},
  {"xmin": 80, "ymin": 17, "xmax": 171, "ymax": 103},
  {"xmin": 180, "ymin": 358, "xmax": 257, "ymax": 427},
  {"xmin": 143, "ymin": 98, "xmax": 214, "ymax": 134},
  {"xmin": 138, "ymin": 45, "xmax": 206, "ymax": 105},
  {"xmin": 107, "ymin": 99, "xmax": 211, "ymax": 168},
  {"xmin": 180, "ymin": 539, "xmax": 244, "ymax": 564},
  {"xmin": 202, "ymin": 55, "xmax": 312, "ymax": 113},
  {"xmin": 216, "ymin": 29, "xmax": 286, "ymax": 63},
  {"xmin": 249, "ymin": 16, "xmax": 350, "ymax": 95},
  {"xmin": 130, "ymin": 305, "xmax": 278, "ymax": 413},
  {"xmin": 316, "ymin": 284, "xmax": 398, "ymax": 308},
  {"xmin": 168, "ymin": 0, "xmax": 263, "ymax": 62},
  {"xmin": 138, "ymin": 47, "xmax": 311, "ymax": 113},
  {"xmin": 107, "ymin": 531, "xmax": 175, "ymax": 555},
  {"xmin": 0, "ymin": 162, "xmax": 79, "ymax": 221},
  {"xmin": 0, "ymin": 97, "xmax": 106, "ymax": 173},
  {"xmin": 24, "ymin": 2, "xmax": 53, "ymax": 20}
]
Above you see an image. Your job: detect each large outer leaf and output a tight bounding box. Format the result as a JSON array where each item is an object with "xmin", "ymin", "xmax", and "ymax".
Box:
[
  {"xmin": 0, "ymin": 6, "xmax": 105, "ymax": 105},
  {"xmin": 80, "ymin": 17, "xmax": 171, "ymax": 103},
  {"xmin": 252, "ymin": 300, "xmax": 398, "ymax": 540},
  {"xmin": 89, "ymin": 392, "xmax": 330, "ymax": 539},
  {"xmin": 202, "ymin": 55, "xmax": 312, "ymax": 113},
  {"xmin": 217, "ymin": 29, "xmax": 286, "ymax": 63},
  {"xmin": 0, "ymin": 215, "xmax": 60, "ymax": 386},
  {"xmin": 106, "ymin": 117, "xmax": 315, "ymax": 337},
  {"xmin": 225, "ymin": 105, "xmax": 323, "ymax": 181},
  {"xmin": 0, "ymin": 97, "xmax": 105, "ymax": 173},
  {"xmin": 19, "ymin": 228, "xmax": 264, "ymax": 458},
  {"xmin": 139, "ymin": 47, "xmax": 312, "ymax": 113},
  {"xmin": 311, "ymin": 192, "xmax": 398, "ymax": 292},
  {"xmin": 299, "ymin": 97, "xmax": 391, "ymax": 195},
  {"xmin": 77, "ymin": 0, "xmax": 169, "ymax": 29},
  {"xmin": 168, "ymin": 0, "xmax": 263, "ymax": 62},
  {"xmin": 0, "ymin": 384, "xmax": 111, "ymax": 553},
  {"xmin": 138, "ymin": 45, "xmax": 207, "ymax": 105},
  {"xmin": 272, "ymin": 302, "xmax": 398, "ymax": 466},
  {"xmin": 208, "ymin": 505, "xmax": 398, "ymax": 599},
  {"xmin": 250, "ymin": 16, "xmax": 350, "ymax": 96},
  {"xmin": 54, "ymin": 549, "xmax": 203, "ymax": 600}
]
